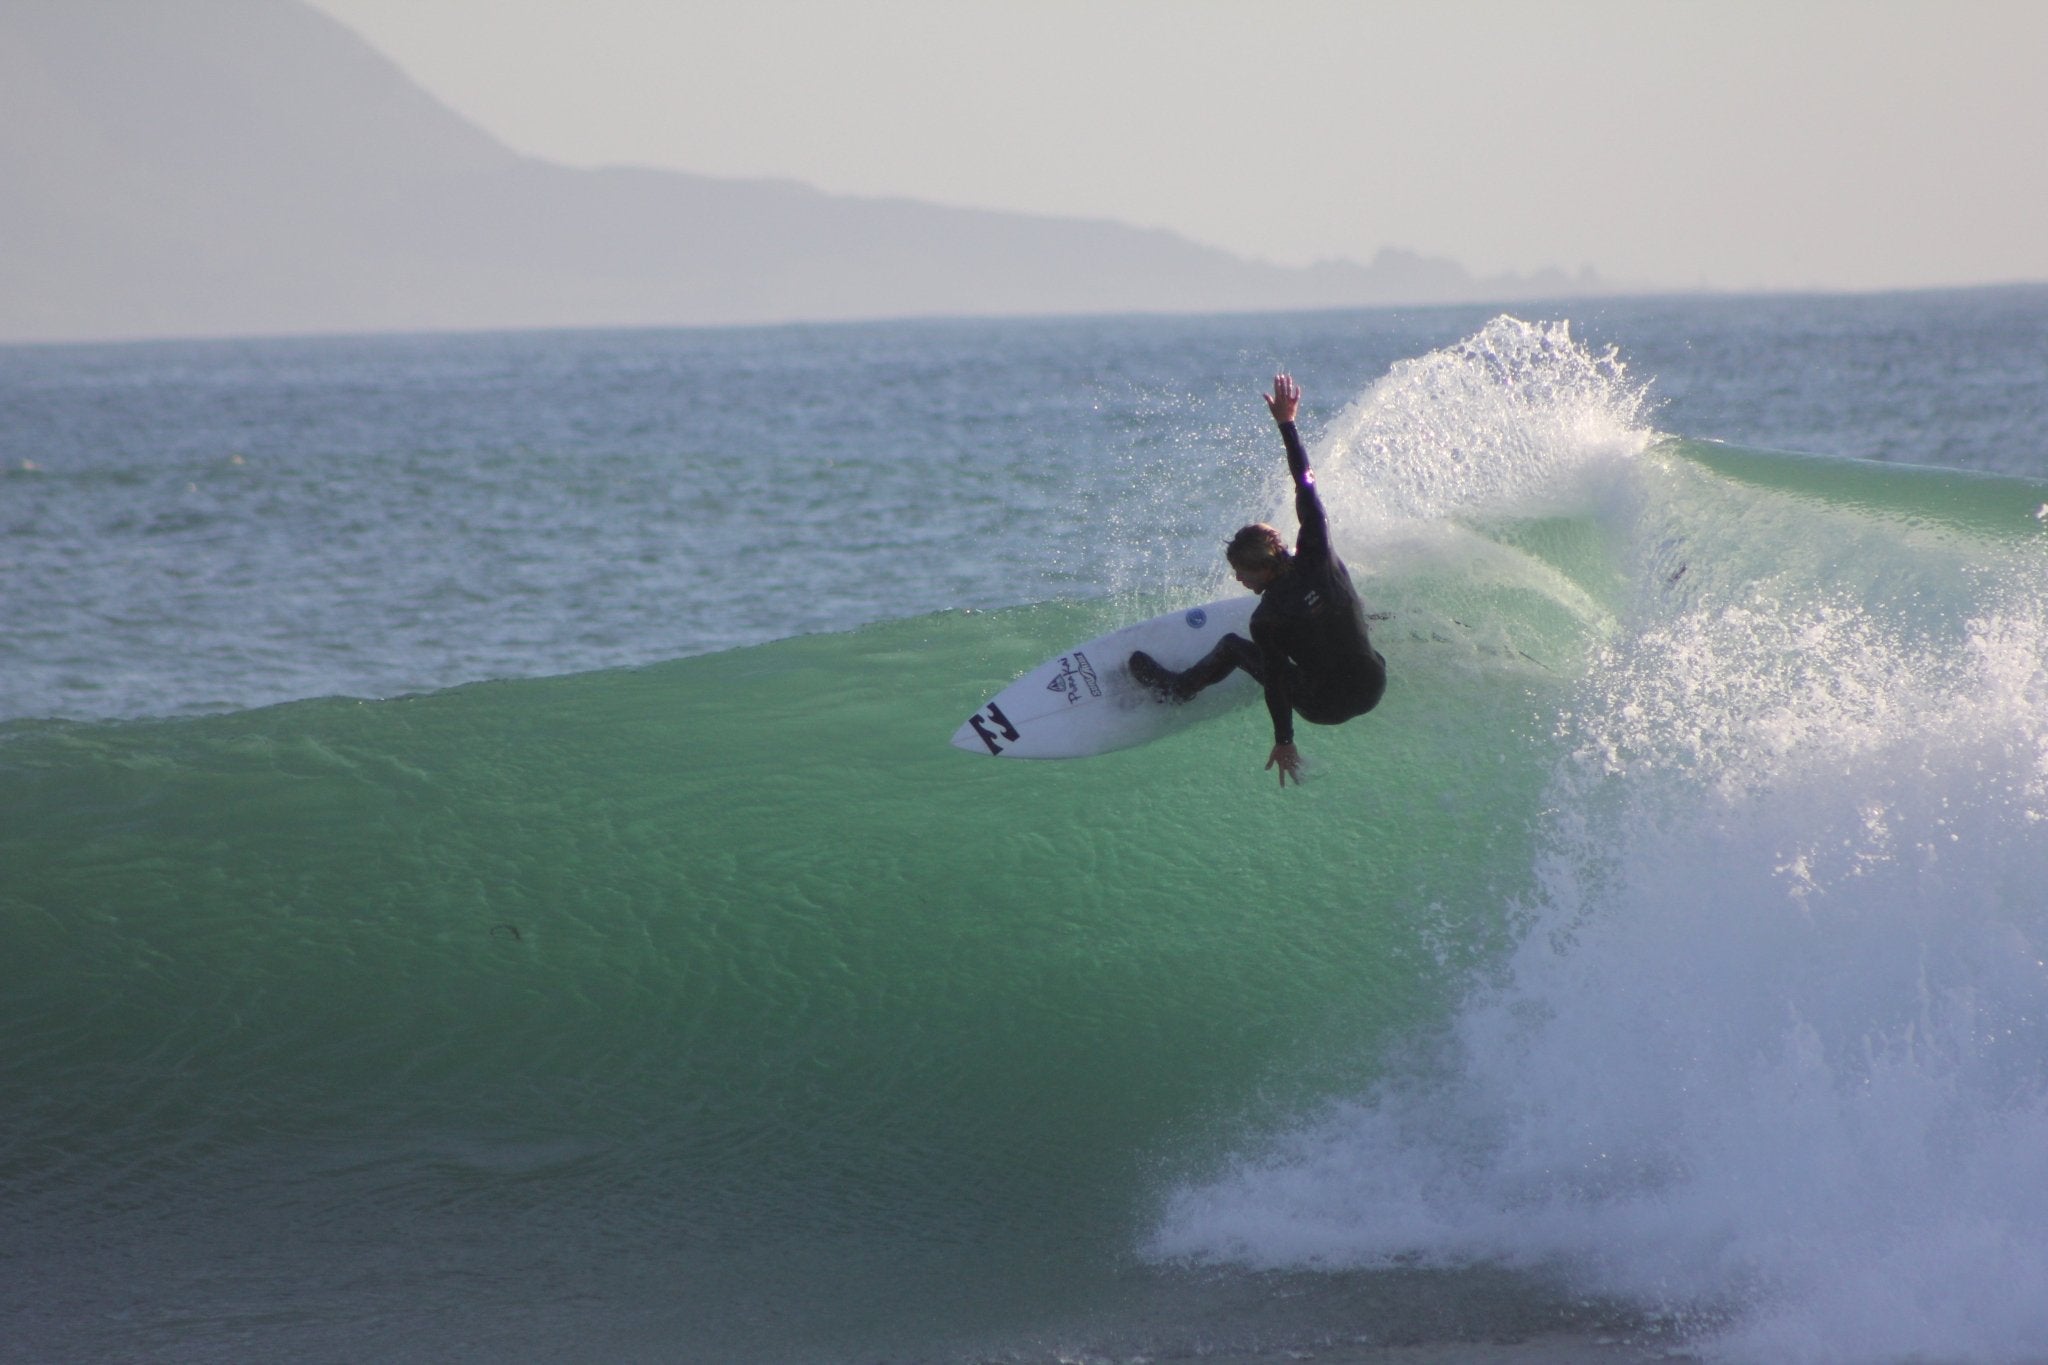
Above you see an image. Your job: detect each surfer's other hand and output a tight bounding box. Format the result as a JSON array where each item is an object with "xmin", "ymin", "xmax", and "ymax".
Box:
[{"xmin": 1266, "ymin": 741, "xmax": 1303, "ymax": 787}]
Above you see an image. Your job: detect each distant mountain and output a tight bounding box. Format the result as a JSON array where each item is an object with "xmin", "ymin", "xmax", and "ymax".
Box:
[{"xmin": 0, "ymin": 0, "xmax": 1611, "ymax": 343}]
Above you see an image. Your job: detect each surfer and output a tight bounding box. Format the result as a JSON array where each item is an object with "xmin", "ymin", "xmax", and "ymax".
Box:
[{"xmin": 1128, "ymin": 374, "xmax": 1385, "ymax": 786}]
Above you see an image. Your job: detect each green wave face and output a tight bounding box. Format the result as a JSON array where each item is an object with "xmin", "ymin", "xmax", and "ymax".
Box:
[{"xmin": 3, "ymin": 547, "xmax": 1596, "ymax": 1360}]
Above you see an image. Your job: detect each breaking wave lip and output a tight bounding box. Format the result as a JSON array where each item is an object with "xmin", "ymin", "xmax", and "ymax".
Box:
[
  {"xmin": 1147, "ymin": 319, "xmax": 2048, "ymax": 1363},
  {"xmin": 1316, "ymin": 315, "xmax": 1656, "ymax": 526}
]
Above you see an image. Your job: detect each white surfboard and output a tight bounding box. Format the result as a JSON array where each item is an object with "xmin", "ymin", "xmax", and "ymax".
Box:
[{"xmin": 952, "ymin": 596, "xmax": 1261, "ymax": 759}]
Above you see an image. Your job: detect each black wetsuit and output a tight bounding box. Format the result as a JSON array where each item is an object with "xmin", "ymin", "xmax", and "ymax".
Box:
[{"xmin": 1155, "ymin": 420, "xmax": 1386, "ymax": 744}]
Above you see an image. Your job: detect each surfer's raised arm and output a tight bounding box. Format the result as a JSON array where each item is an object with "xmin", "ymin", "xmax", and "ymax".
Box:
[{"xmin": 1266, "ymin": 372, "xmax": 1329, "ymax": 565}]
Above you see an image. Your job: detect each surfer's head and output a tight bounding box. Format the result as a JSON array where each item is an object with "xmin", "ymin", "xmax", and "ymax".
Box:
[{"xmin": 1226, "ymin": 523, "xmax": 1289, "ymax": 592}]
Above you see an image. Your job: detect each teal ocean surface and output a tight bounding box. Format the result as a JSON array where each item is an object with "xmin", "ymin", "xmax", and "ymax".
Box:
[{"xmin": 4, "ymin": 292, "xmax": 2048, "ymax": 1363}]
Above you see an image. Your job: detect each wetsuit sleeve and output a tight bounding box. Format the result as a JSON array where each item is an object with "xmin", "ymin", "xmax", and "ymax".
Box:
[
  {"xmin": 1251, "ymin": 613, "xmax": 1294, "ymax": 746},
  {"xmin": 1278, "ymin": 421, "xmax": 1330, "ymax": 566}
]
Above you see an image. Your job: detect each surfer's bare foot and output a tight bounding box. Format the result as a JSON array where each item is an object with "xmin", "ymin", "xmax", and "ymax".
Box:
[{"xmin": 1127, "ymin": 650, "xmax": 1182, "ymax": 703}]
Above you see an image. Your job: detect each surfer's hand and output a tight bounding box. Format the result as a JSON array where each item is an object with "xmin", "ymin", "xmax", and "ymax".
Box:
[
  {"xmin": 1266, "ymin": 741, "xmax": 1303, "ymax": 787},
  {"xmin": 1265, "ymin": 373, "xmax": 1300, "ymax": 425}
]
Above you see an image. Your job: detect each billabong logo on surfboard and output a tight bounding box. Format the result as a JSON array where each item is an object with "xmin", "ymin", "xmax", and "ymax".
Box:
[
  {"xmin": 966, "ymin": 701, "xmax": 1020, "ymax": 754},
  {"xmin": 1184, "ymin": 608, "xmax": 1208, "ymax": 629},
  {"xmin": 1045, "ymin": 651, "xmax": 1102, "ymax": 705}
]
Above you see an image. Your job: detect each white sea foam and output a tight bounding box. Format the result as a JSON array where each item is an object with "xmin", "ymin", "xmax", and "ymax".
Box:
[
  {"xmin": 1315, "ymin": 314, "xmax": 1654, "ymax": 525},
  {"xmin": 1150, "ymin": 321, "xmax": 2048, "ymax": 1363}
]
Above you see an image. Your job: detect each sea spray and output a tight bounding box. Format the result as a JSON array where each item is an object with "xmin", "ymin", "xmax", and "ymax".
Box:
[
  {"xmin": 1315, "ymin": 315, "xmax": 1654, "ymax": 526},
  {"xmin": 1148, "ymin": 455, "xmax": 2048, "ymax": 1362}
]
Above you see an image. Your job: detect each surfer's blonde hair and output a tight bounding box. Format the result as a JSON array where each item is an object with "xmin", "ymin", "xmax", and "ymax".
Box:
[{"xmin": 1226, "ymin": 523, "xmax": 1288, "ymax": 570}]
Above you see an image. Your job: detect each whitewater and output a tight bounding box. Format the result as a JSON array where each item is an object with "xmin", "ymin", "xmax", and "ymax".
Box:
[
  {"xmin": 1152, "ymin": 333, "xmax": 2048, "ymax": 1362},
  {"xmin": 4, "ymin": 292, "xmax": 2047, "ymax": 1364}
]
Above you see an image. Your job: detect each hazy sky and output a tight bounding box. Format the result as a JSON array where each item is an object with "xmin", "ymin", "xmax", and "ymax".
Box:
[{"xmin": 303, "ymin": 0, "xmax": 2048, "ymax": 294}]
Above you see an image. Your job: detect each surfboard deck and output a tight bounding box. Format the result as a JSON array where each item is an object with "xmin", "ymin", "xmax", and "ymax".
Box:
[{"xmin": 952, "ymin": 597, "xmax": 1260, "ymax": 759}]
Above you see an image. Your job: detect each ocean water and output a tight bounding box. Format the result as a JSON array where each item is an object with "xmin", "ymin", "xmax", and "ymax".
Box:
[{"xmin": 3, "ymin": 289, "xmax": 2047, "ymax": 1364}]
